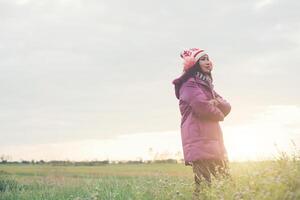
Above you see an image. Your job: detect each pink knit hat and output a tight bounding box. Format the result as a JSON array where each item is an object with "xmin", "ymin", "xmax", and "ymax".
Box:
[{"xmin": 180, "ymin": 48, "xmax": 207, "ymax": 71}]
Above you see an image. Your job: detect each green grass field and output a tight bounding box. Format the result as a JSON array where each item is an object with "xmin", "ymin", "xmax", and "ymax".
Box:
[{"xmin": 0, "ymin": 155, "xmax": 299, "ymax": 200}]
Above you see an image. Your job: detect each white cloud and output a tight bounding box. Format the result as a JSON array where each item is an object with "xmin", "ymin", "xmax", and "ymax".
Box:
[
  {"xmin": 0, "ymin": 0, "xmax": 300, "ymax": 150},
  {"xmin": 15, "ymin": 0, "xmax": 31, "ymax": 5},
  {"xmin": 254, "ymin": 0, "xmax": 274, "ymax": 10}
]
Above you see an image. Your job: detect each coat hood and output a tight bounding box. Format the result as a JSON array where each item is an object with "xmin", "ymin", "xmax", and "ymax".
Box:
[
  {"xmin": 172, "ymin": 74, "xmax": 185, "ymax": 100},
  {"xmin": 172, "ymin": 72, "xmax": 213, "ymax": 100}
]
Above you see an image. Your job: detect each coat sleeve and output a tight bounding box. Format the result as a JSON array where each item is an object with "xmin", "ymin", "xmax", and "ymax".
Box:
[
  {"xmin": 180, "ymin": 79, "xmax": 225, "ymax": 121},
  {"xmin": 214, "ymin": 91, "xmax": 231, "ymax": 117}
]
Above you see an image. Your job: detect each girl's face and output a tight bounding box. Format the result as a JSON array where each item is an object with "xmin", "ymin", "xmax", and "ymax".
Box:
[{"xmin": 198, "ymin": 54, "xmax": 213, "ymax": 74}]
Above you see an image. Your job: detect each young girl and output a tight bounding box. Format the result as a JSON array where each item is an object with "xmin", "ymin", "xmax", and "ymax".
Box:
[{"xmin": 172, "ymin": 48, "xmax": 231, "ymax": 198}]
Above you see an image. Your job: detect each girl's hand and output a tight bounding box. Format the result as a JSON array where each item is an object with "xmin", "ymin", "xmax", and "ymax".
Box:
[
  {"xmin": 208, "ymin": 99, "xmax": 219, "ymax": 106},
  {"xmin": 215, "ymin": 97, "xmax": 223, "ymax": 103}
]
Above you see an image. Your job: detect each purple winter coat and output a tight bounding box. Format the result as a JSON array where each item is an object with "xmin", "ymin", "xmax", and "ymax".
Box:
[{"xmin": 173, "ymin": 73, "xmax": 231, "ymax": 165}]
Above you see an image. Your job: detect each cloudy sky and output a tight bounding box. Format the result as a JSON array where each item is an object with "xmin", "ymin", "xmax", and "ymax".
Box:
[{"xmin": 1, "ymin": 0, "xmax": 300, "ymax": 161}]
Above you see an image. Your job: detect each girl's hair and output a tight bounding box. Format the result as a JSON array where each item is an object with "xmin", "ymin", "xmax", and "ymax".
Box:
[
  {"xmin": 172, "ymin": 60, "xmax": 213, "ymax": 99},
  {"xmin": 179, "ymin": 60, "xmax": 213, "ymax": 84}
]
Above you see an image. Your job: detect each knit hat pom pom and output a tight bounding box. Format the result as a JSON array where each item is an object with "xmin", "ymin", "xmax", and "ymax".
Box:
[{"xmin": 183, "ymin": 56, "xmax": 196, "ymax": 71}]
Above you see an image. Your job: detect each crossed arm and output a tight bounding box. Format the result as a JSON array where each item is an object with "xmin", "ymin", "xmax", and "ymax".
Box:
[
  {"xmin": 213, "ymin": 90, "xmax": 231, "ymax": 117},
  {"xmin": 180, "ymin": 80, "xmax": 227, "ymax": 121}
]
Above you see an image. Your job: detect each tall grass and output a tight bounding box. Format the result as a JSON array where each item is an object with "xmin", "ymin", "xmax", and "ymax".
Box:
[{"xmin": 0, "ymin": 151, "xmax": 299, "ymax": 200}]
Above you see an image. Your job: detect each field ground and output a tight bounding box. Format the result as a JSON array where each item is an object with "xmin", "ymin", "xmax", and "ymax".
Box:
[{"xmin": 0, "ymin": 157, "xmax": 299, "ymax": 200}]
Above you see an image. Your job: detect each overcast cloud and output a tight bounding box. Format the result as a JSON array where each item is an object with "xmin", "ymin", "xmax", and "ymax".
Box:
[{"xmin": 1, "ymin": 0, "xmax": 299, "ymax": 149}]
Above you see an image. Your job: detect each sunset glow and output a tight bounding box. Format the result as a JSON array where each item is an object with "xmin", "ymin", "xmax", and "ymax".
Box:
[{"xmin": 1, "ymin": 105, "xmax": 299, "ymax": 162}]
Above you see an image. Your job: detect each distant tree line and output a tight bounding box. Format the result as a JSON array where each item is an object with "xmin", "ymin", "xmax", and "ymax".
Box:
[{"xmin": 0, "ymin": 154, "xmax": 183, "ymax": 166}]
